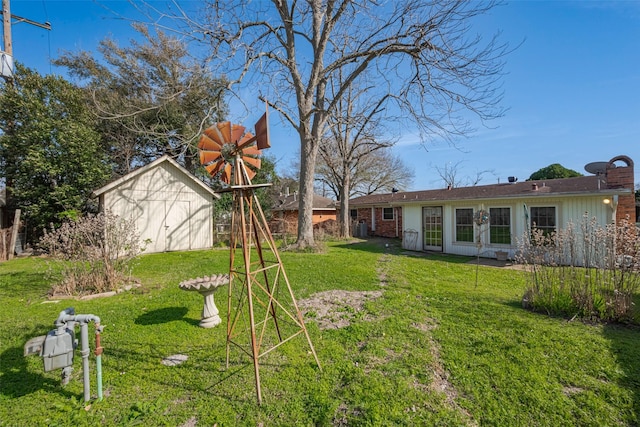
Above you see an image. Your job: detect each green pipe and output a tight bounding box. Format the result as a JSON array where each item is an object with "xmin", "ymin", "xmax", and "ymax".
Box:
[
  {"xmin": 96, "ymin": 355, "xmax": 103, "ymax": 401},
  {"xmin": 94, "ymin": 324, "xmax": 104, "ymax": 401}
]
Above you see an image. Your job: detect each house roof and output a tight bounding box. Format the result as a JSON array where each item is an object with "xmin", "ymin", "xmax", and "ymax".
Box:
[
  {"xmin": 350, "ymin": 175, "xmax": 632, "ymax": 207},
  {"xmin": 92, "ymin": 155, "xmax": 220, "ymax": 199},
  {"xmin": 272, "ymin": 192, "xmax": 337, "ymax": 212}
]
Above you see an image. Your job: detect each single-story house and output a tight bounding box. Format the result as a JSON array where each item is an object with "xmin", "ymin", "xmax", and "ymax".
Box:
[
  {"xmin": 350, "ymin": 155, "xmax": 635, "ymax": 259},
  {"xmin": 93, "ymin": 155, "xmax": 219, "ymax": 254},
  {"xmin": 270, "ymin": 190, "xmax": 337, "ymax": 234}
]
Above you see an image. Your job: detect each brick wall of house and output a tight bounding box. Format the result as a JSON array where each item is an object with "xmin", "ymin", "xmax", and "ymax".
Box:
[
  {"xmin": 355, "ymin": 208, "xmax": 372, "ymax": 236},
  {"xmin": 606, "ymin": 155, "xmax": 635, "ymax": 223},
  {"xmin": 355, "ymin": 207, "xmax": 403, "ymax": 238},
  {"xmin": 270, "ymin": 209, "xmax": 338, "ymax": 235}
]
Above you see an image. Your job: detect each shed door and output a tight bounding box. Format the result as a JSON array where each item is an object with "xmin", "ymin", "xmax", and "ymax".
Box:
[
  {"xmin": 139, "ymin": 200, "xmax": 191, "ymax": 252},
  {"xmin": 140, "ymin": 200, "xmax": 166, "ymax": 253},
  {"xmin": 165, "ymin": 201, "xmax": 190, "ymax": 251},
  {"xmin": 423, "ymin": 206, "xmax": 443, "ymax": 252}
]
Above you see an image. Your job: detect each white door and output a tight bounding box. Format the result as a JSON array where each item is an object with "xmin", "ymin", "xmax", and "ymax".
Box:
[
  {"xmin": 165, "ymin": 201, "xmax": 190, "ymax": 251},
  {"xmin": 139, "ymin": 200, "xmax": 166, "ymax": 253},
  {"xmin": 423, "ymin": 206, "xmax": 443, "ymax": 252}
]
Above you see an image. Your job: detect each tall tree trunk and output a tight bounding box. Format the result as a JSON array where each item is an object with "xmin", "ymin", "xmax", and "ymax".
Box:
[
  {"xmin": 296, "ymin": 134, "xmax": 319, "ymax": 249},
  {"xmin": 339, "ymin": 172, "xmax": 350, "ymax": 238}
]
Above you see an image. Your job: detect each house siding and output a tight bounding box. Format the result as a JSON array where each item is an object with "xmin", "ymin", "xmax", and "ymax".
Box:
[
  {"xmin": 349, "ymin": 154, "xmax": 635, "ymax": 260},
  {"xmin": 355, "ymin": 194, "xmax": 623, "ymax": 259}
]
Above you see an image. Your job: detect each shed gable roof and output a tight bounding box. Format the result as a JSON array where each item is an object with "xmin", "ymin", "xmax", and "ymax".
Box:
[{"xmin": 92, "ymin": 155, "xmax": 219, "ymax": 199}]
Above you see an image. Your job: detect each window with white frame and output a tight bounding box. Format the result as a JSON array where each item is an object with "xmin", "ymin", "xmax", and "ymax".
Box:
[
  {"xmin": 489, "ymin": 207, "xmax": 511, "ymax": 244},
  {"xmin": 383, "ymin": 207, "xmax": 394, "ymax": 220},
  {"xmin": 455, "ymin": 208, "xmax": 474, "ymax": 242},
  {"xmin": 530, "ymin": 206, "xmax": 556, "ymax": 236}
]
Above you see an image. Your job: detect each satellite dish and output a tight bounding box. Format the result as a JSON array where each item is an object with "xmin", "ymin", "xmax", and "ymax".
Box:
[{"xmin": 584, "ymin": 161, "xmax": 610, "ymax": 175}]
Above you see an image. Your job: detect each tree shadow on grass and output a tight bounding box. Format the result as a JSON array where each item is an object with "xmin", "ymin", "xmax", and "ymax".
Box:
[
  {"xmin": 603, "ymin": 322, "xmax": 640, "ymax": 422},
  {"xmin": 134, "ymin": 307, "xmax": 190, "ymax": 326}
]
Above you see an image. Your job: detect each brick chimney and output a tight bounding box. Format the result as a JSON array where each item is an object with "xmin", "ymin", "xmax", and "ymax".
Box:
[{"xmin": 605, "ymin": 155, "xmax": 635, "ymax": 223}]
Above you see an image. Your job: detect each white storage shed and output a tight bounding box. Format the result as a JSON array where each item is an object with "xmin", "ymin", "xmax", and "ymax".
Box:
[{"xmin": 93, "ymin": 155, "xmax": 219, "ymax": 253}]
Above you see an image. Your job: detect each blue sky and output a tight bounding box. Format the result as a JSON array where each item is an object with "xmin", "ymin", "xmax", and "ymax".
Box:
[{"xmin": 4, "ymin": 0, "xmax": 639, "ymax": 190}]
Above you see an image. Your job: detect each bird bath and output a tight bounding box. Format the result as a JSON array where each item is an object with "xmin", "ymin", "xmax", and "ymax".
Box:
[{"xmin": 179, "ymin": 274, "xmax": 229, "ymax": 328}]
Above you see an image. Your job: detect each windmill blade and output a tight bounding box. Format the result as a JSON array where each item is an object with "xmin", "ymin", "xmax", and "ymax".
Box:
[
  {"xmin": 243, "ymin": 156, "xmax": 261, "ymax": 170},
  {"xmin": 237, "ymin": 132, "xmax": 255, "ymax": 150},
  {"xmin": 222, "ymin": 163, "xmax": 232, "ymax": 183},
  {"xmin": 204, "ymin": 126, "xmax": 225, "ymax": 146},
  {"xmin": 245, "ymin": 166, "xmax": 257, "ymax": 181},
  {"xmin": 198, "ymin": 133, "xmax": 222, "ymax": 151},
  {"xmin": 243, "ymin": 145, "xmax": 262, "ymax": 157},
  {"xmin": 198, "ymin": 119, "xmax": 268, "ymax": 185},
  {"xmin": 231, "ymin": 124, "xmax": 246, "ymax": 143},
  {"xmin": 205, "ymin": 160, "xmax": 225, "ymax": 177},
  {"xmin": 218, "ymin": 122, "xmax": 232, "ymax": 143},
  {"xmin": 200, "ymin": 150, "xmax": 222, "ymax": 165}
]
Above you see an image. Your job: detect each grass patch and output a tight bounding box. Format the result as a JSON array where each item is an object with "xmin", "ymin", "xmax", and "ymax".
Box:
[{"xmin": 1, "ymin": 240, "xmax": 639, "ymax": 426}]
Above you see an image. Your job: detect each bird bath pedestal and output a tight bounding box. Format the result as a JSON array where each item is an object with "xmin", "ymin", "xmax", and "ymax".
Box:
[{"xmin": 179, "ymin": 274, "xmax": 229, "ymax": 328}]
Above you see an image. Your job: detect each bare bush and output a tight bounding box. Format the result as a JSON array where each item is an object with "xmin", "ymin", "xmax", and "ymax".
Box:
[
  {"xmin": 39, "ymin": 211, "xmax": 146, "ymax": 296},
  {"xmin": 314, "ymin": 220, "xmax": 340, "ymax": 242},
  {"xmin": 517, "ymin": 214, "xmax": 640, "ymax": 323}
]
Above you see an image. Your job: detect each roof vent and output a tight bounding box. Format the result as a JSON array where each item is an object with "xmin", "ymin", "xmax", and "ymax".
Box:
[{"xmin": 532, "ymin": 183, "xmax": 538, "ymax": 191}]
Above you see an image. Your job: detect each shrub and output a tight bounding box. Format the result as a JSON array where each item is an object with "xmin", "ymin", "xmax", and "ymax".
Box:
[
  {"xmin": 517, "ymin": 214, "xmax": 640, "ymax": 323},
  {"xmin": 39, "ymin": 211, "xmax": 146, "ymax": 295}
]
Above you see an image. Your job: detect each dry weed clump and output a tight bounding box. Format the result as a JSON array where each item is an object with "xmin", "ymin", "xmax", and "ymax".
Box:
[
  {"xmin": 39, "ymin": 211, "xmax": 146, "ymax": 296},
  {"xmin": 517, "ymin": 214, "xmax": 640, "ymax": 323}
]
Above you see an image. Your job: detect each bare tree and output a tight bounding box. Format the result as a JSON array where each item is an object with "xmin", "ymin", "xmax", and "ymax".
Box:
[
  {"xmin": 155, "ymin": 0, "xmax": 509, "ymax": 249},
  {"xmin": 352, "ymin": 150, "xmax": 414, "ymax": 196},
  {"xmin": 434, "ymin": 160, "xmax": 495, "ymax": 188},
  {"xmin": 317, "ymin": 144, "xmax": 414, "ymax": 236},
  {"xmin": 435, "ymin": 161, "xmax": 465, "ymax": 189},
  {"xmin": 316, "ymin": 64, "xmax": 403, "ymax": 237}
]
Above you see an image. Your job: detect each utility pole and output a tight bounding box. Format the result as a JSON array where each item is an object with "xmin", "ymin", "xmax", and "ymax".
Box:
[
  {"xmin": 2, "ymin": 0, "xmax": 10, "ymax": 55},
  {"xmin": 1, "ymin": 0, "xmax": 51, "ymax": 80}
]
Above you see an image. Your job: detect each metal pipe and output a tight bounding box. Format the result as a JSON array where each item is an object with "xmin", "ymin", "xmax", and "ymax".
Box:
[
  {"xmin": 56, "ymin": 309, "xmax": 102, "ymax": 402},
  {"xmin": 80, "ymin": 322, "xmax": 91, "ymax": 402},
  {"xmin": 55, "ymin": 309, "xmax": 101, "ymax": 328}
]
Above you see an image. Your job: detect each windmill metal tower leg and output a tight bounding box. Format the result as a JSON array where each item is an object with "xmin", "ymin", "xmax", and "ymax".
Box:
[
  {"xmin": 235, "ymin": 189, "xmax": 263, "ymax": 404},
  {"xmin": 225, "ymin": 183, "xmax": 320, "ymax": 405},
  {"xmin": 250, "ymin": 190, "xmax": 322, "ymax": 370},
  {"xmin": 250, "ymin": 205, "xmax": 283, "ymax": 342}
]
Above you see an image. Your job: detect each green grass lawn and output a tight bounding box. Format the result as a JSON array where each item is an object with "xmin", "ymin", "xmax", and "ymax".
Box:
[{"xmin": 1, "ymin": 239, "xmax": 639, "ymax": 426}]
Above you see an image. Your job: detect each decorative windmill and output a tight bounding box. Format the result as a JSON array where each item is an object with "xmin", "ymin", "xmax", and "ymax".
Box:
[{"xmin": 198, "ymin": 105, "xmax": 321, "ymax": 405}]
